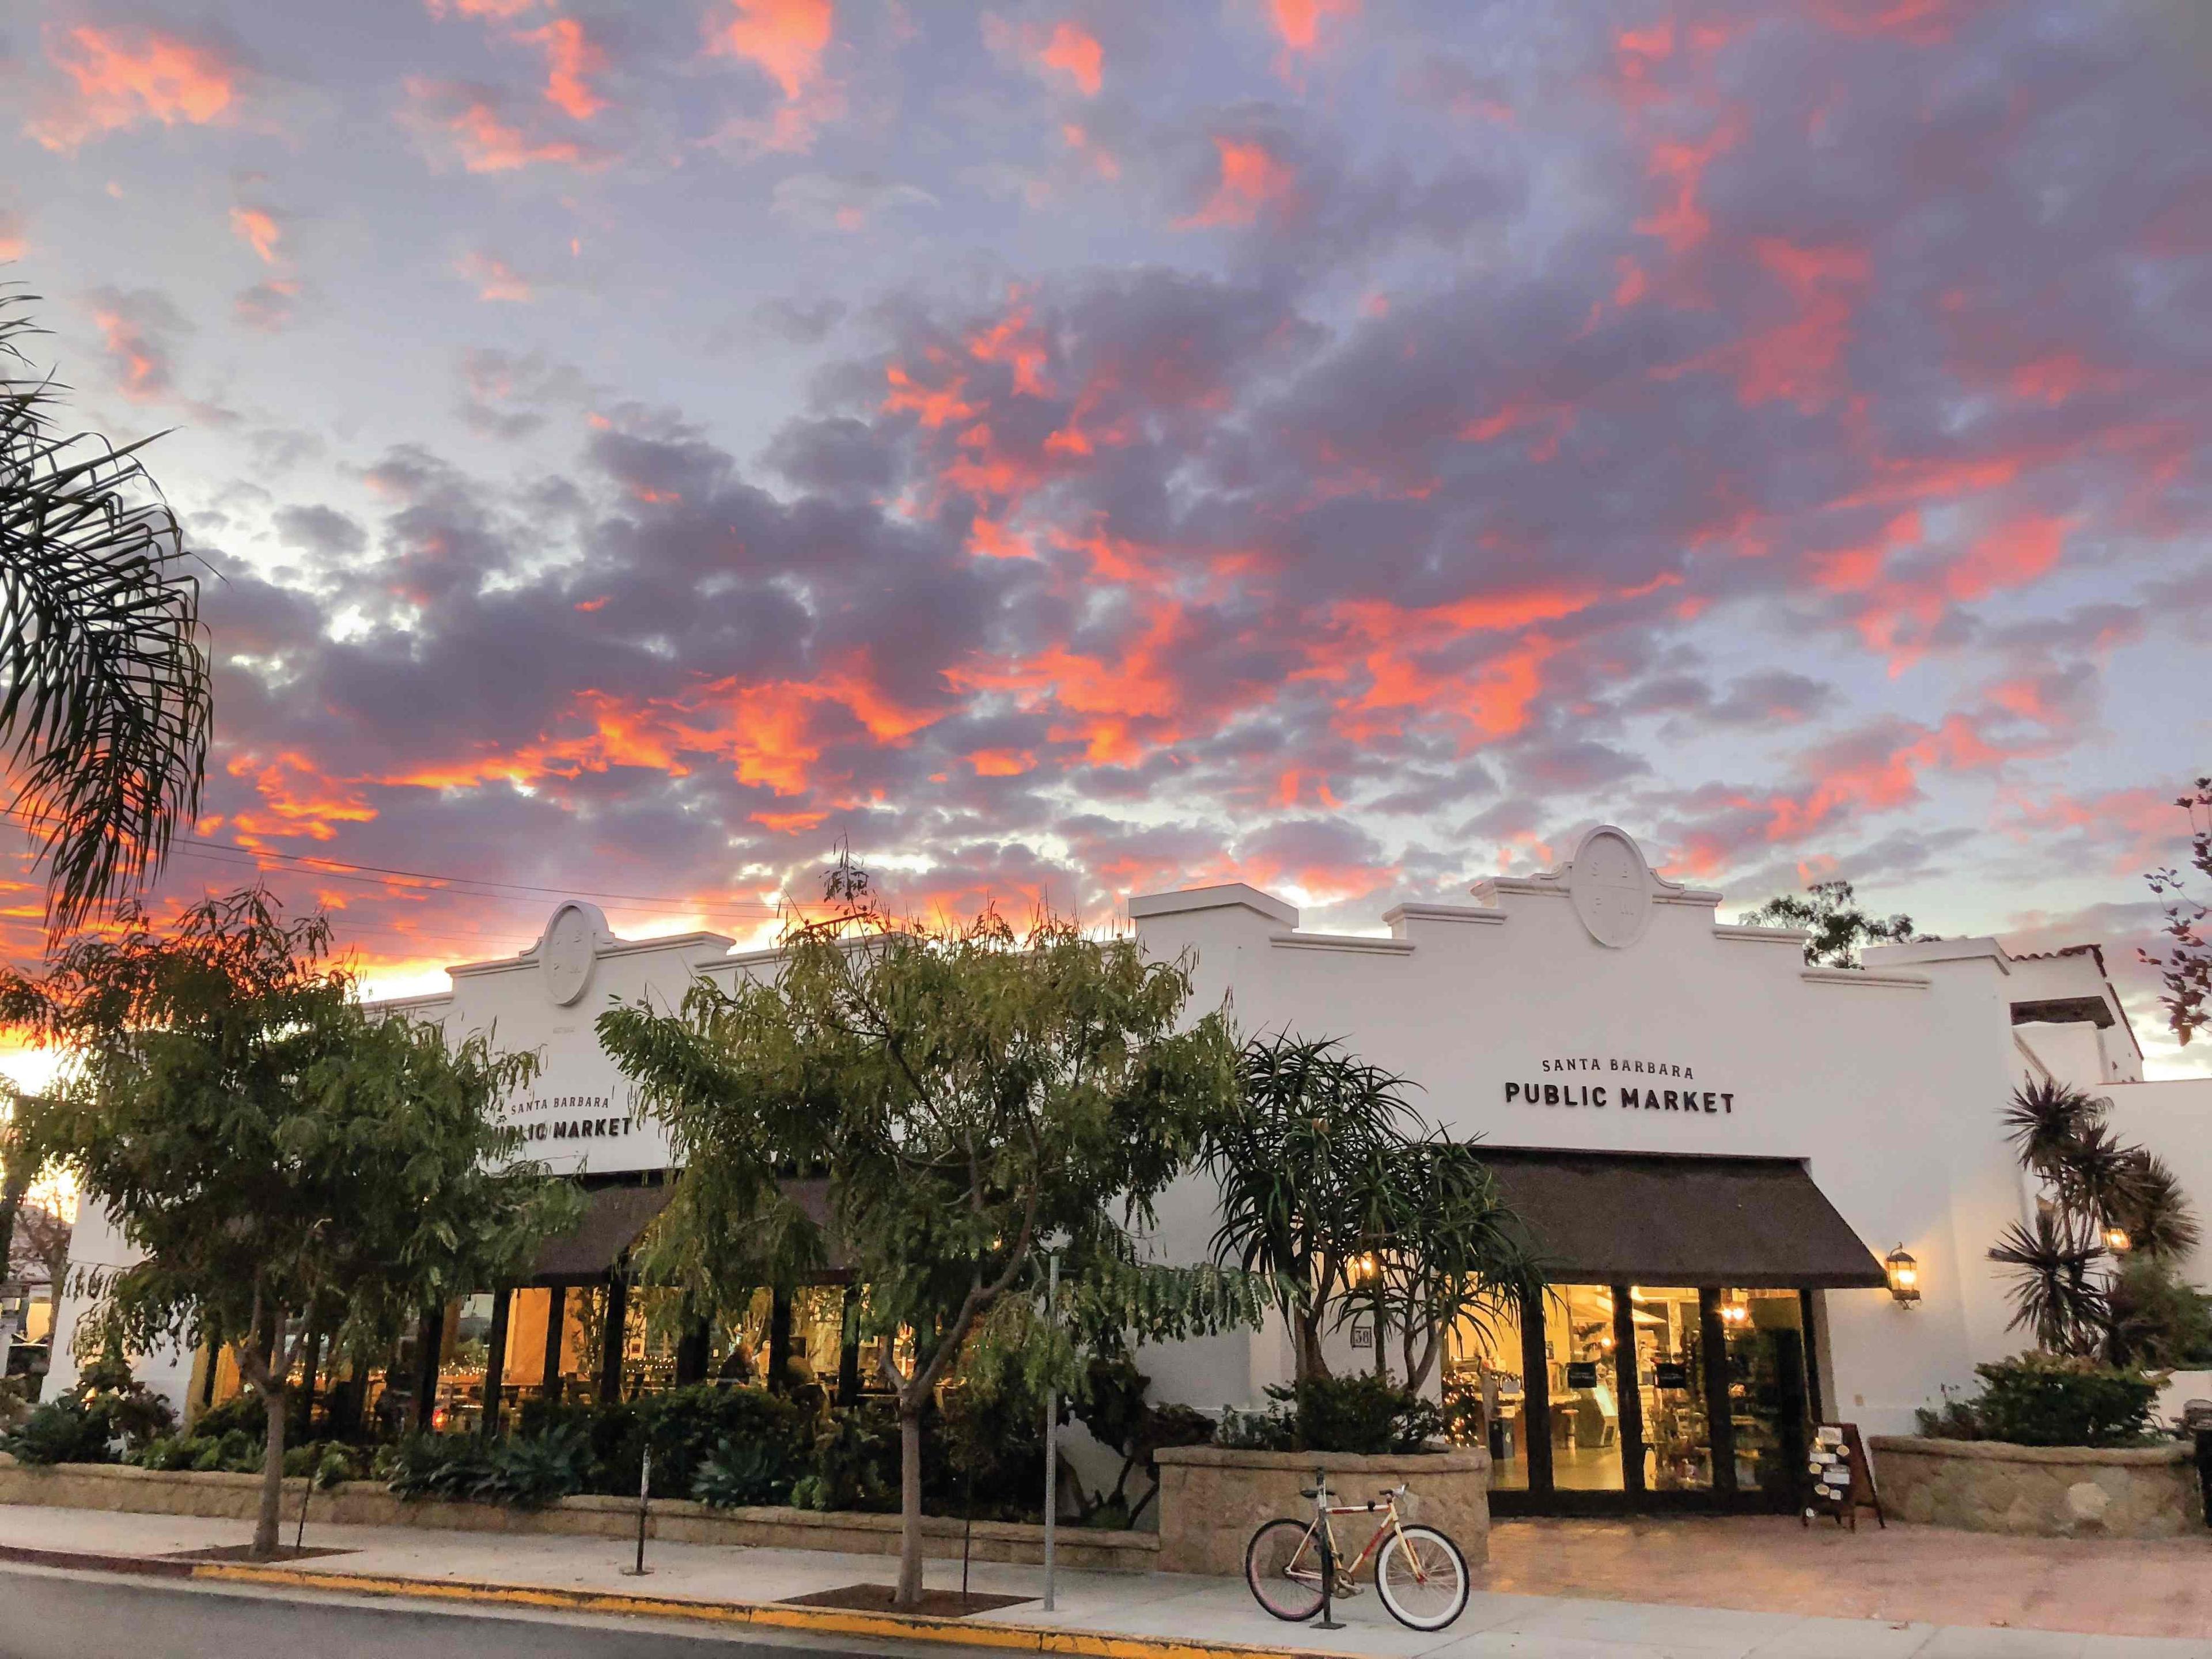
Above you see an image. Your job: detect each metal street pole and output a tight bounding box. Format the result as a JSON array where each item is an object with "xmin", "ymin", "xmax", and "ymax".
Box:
[{"xmin": 1043, "ymin": 1248, "xmax": 1059, "ymax": 1613}]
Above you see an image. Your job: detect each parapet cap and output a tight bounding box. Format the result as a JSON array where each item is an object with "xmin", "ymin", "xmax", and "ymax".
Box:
[{"xmin": 1128, "ymin": 882, "xmax": 1300, "ymax": 930}]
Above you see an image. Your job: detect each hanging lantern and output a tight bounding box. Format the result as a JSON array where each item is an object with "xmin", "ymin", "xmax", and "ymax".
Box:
[
  {"xmin": 2103, "ymin": 1224, "xmax": 2131, "ymax": 1254},
  {"xmin": 1884, "ymin": 1245, "xmax": 1921, "ymax": 1306},
  {"xmin": 1719, "ymin": 1291, "xmax": 1750, "ymax": 1329}
]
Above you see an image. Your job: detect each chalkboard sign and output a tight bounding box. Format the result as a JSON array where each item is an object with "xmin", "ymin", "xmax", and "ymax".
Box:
[
  {"xmin": 1802, "ymin": 1422, "xmax": 1884, "ymax": 1530},
  {"xmin": 1564, "ymin": 1361, "xmax": 1599, "ymax": 1388},
  {"xmin": 1653, "ymin": 1362, "xmax": 1689, "ymax": 1389}
]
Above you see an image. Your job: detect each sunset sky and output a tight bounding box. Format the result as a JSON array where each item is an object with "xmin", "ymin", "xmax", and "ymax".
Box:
[{"xmin": 4, "ymin": 0, "xmax": 2209, "ymax": 1073}]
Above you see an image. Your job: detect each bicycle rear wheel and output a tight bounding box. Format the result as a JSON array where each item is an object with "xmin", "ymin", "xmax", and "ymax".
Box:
[
  {"xmin": 1374, "ymin": 1524, "xmax": 1469, "ymax": 1631},
  {"xmin": 1244, "ymin": 1518, "xmax": 1325, "ymax": 1622}
]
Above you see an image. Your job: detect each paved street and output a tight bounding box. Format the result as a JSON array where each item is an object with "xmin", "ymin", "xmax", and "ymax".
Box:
[{"xmin": 0, "ymin": 1565, "xmax": 957, "ymax": 1659}]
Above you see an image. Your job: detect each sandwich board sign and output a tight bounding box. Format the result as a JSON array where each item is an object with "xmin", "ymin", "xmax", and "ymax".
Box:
[{"xmin": 1802, "ymin": 1422, "xmax": 1884, "ymax": 1529}]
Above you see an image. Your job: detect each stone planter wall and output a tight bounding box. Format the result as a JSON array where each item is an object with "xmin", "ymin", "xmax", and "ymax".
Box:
[
  {"xmin": 1152, "ymin": 1445, "xmax": 1488, "ymax": 1577},
  {"xmin": 1869, "ymin": 1435, "xmax": 2206, "ymax": 1539},
  {"xmin": 0, "ymin": 1457, "xmax": 1157, "ymax": 1572}
]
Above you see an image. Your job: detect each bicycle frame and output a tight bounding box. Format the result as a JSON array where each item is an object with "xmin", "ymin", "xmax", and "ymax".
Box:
[{"xmin": 1289, "ymin": 1483, "xmax": 1421, "ymax": 1590}]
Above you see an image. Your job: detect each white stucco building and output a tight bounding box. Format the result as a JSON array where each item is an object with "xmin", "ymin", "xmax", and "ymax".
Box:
[{"xmin": 50, "ymin": 827, "xmax": 2212, "ymax": 1514}]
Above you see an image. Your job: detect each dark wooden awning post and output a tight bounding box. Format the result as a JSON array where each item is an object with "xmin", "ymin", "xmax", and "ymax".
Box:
[{"xmin": 481, "ymin": 1288, "xmax": 512, "ymax": 1435}]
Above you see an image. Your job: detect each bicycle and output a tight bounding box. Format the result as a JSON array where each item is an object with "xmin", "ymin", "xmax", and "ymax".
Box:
[{"xmin": 1243, "ymin": 1471, "xmax": 1470, "ymax": 1631}]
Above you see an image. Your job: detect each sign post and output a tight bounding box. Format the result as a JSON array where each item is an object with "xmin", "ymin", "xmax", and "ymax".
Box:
[
  {"xmin": 623, "ymin": 1448, "xmax": 653, "ymax": 1574},
  {"xmin": 1043, "ymin": 1249, "xmax": 1059, "ymax": 1613}
]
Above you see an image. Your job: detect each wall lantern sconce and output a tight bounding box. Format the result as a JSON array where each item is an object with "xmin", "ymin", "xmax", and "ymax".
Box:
[
  {"xmin": 2103, "ymin": 1224, "xmax": 2132, "ymax": 1254},
  {"xmin": 1884, "ymin": 1245, "xmax": 1921, "ymax": 1306}
]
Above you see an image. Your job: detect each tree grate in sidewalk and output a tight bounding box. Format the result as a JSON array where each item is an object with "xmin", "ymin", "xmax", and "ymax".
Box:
[{"xmin": 779, "ymin": 1583, "xmax": 1036, "ymax": 1618}]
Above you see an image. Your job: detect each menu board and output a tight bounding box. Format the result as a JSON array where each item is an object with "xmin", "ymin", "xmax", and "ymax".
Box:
[{"xmin": 1802, "ymin": 1422, "xmax": 1884, "ymax": 1529}]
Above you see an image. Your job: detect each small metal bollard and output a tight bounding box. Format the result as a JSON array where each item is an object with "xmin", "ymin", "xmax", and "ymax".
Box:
[{"xmin": 622, "ymin": 1449, "xmax": 653, "ymax": 1576}]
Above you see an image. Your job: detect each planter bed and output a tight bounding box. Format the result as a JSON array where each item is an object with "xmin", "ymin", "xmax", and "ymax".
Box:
[
  {"xmin": 0, "ymin": 1457, "xmax": 1157, "ymax": 1572},
  {"xmin": 1869, "ymin": 1435, "xmax": 2206, "ymax": 1539},
  {"xmin": 1152, "ymin": 1445, "xmax": 1490, "ymax": 1575}
]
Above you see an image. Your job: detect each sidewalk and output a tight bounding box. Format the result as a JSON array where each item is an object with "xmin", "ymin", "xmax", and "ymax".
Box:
[{"xmin": 0, "ymin": 1502, "xmax": 2206, "ymax": 1659}]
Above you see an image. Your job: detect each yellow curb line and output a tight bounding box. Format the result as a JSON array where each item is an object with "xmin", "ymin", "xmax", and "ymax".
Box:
[{"xmin": 190, "ymin": 1563, "xmax": 1338, "ymax": 1659}]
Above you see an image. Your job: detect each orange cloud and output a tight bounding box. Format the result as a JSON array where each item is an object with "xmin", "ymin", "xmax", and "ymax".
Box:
[
  {"xmin": 519, "ymin": 17, "xmax": 607, "ymax": 120},
  {"xmin": 708, "ymin": 0, "xmax": 836, "ymax": 150},
  {"xmin": 29, "ymin": 25, "xmax": 241, "ymax": 152},
  {"xmin": 226, "ymin": 751, "xmax": 379, "ymax": 846},
  {"xmin": 456, "ymin": 251, "xmax": 532, "ymax": 302},
  {"xmin": 229, "ymin": 204, "xmax": 281, "ymax": 264},
  {"xmin": 969, "ymin": 749, "xmax": 1035, "ymax": 777},
  {"xmin": 1060, "ymin": 123, "xmax": 1120, "ymax": 179},
  {"xmin": 0, "ymin": 210, "xmax": 25, "ymax": 262},
  {"xmin": 1037, "ymin": 22, "xmax": 1103, "ymax": 96},
  {"xmin": 967, "ymin": 302, "xmax": 1053, "ymax": 397},
  {"xmin": 881, "ymin": 361, "xmax": 979, "ymax": 429},
  {"xmin": 1660, "ymin": 238, "xmax": 1869, "ymax": 409},
  {"xmin": 1175, "ymin": 136, "xmax": 1297, "ymax": 230},
  {"xmin": 1268, "ymin": 0, "xmax": 1358, "ymax": 54},
  {"xmin": 403, "ymin": 78, "xmax": 586, "ymax": 172},
  {"xmin": 88, "ymin": 304, "xmax": 171, "ymax": 400},
  {"xmin": 1634, "ymin": 114, "xmax": 1741, "ymax": 253}
]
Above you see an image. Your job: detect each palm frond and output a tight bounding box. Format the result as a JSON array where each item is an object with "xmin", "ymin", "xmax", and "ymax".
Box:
[
  {"xmin": 2000, "ymin": 1077, "xmax": 2106, "ymax": 1181},
  {"xmin": 0, "ymin": 290, "xmax": 211, "ymax": 931},
  {"xmin": 1987, "ymin": 1211, "xmax": 2108, "ymax": 1357}
]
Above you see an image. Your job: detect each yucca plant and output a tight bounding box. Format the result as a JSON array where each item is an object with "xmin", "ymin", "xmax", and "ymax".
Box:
[
  {"xmin": 1987, "ymin": 1211, "xmax": 2108, "ymax": 1358},
  {"xmin": 0, "ymin": 289, "xmax": 211, "ymax": 933}
]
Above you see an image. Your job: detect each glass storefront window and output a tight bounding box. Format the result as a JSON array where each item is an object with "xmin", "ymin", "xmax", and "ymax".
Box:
[
  {"xmin": 1445, "ymin": 1298, "xmax": 1529, "ymax": 1490},
  {"xmin": 1546, "ymin": 1286, "xmax": 1625, "ymax": 1492},
  {"xmin": 1628, "ymin": 1287, "xmax": 1711, "ymax": 1492},
  {"xmin": 1723, "ymin": 1289, "xmax": 1812, "ymax": 1502}
]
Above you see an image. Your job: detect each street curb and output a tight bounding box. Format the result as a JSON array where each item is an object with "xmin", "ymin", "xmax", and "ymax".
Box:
[
  {"xmin": 0, "ymin": 1541, "xmax": 196, "ymax": 1579},
  {"xmin": 190, "ymin": 1562, "xmax": 1338, "ymax": 1659}
]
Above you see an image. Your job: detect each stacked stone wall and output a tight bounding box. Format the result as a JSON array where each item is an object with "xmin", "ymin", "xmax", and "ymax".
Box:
[{"xmin": 1869, "ymin": 1436, "xmax": 2204, "ymax": 1538}]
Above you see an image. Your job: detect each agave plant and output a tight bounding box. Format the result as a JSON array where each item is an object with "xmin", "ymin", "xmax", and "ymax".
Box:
[
  {"xmin": 0, "ymin": 290, "xmax": 211, "ymax": 931},
  {"xmin": 1987, "ymin": 1211, "xmax": 2109, "ymax": 1357}
]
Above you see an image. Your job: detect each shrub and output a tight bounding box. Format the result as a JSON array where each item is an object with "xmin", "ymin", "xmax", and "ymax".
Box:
[
  {"xmin": 382, "ymin": 1431, "xmax": 495, "ymax": 1500},
  {"xmin": 478, "ymin": 1425, "xmax": 589, "ymax": 1509},
  {"xmin": 1915, "ymin": 1353, "xmax": 2160, "ymax": 1448},
  {"xmin": 3, "ymin": 1396, "xmax": 119, "ymax": 1465},
  {"xmin": 692, "ymin": 1435, "xmax": 800, "ymax": 1509},
  {"xmin": 2107, "ymin": 1258, "xmax": 2212, "ymax": 1370},
  {"xmin": 1215, "ymin": 1376, "xmax": 1442, "ymax": 1455},
  {"xmin": 514, "ymin": 1382, "xmax": 816, "ymax": 1499},
  {"xmin": 792, "ymin": 1404, "xmax": 899, "ymax": 1513}
]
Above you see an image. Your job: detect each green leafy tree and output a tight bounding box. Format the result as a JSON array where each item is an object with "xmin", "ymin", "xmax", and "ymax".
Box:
[
  {"xmin": 0, "ymin": 291, "xmax": 211, "ymax": 930},
  {"xmin": 2143, "ymin": 777, "xmax": 2212, "ymax": 1047},
  {"xmin": 1737, "ymin": 879, "xmax": 1930, "ymax": 967},
  {"xmin": 1, "ymin": 889, "xmax": 581, "ymax": 1559},
  {"xmin": 597, "ymin": 872, "xmax": 1259, "ymax": 1611}
]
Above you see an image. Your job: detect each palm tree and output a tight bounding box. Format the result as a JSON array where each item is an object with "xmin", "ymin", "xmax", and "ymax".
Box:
[
  {"xmin": 0, "ymin": 290, "xmax": 211, "ymax": 931},
  {"xmin": 1987, "ymin": 1211, "xmax": 2107, "ymax": 1357}
]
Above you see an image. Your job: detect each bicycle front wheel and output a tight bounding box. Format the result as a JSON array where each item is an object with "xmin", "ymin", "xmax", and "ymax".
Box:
[
  {"xmin": 1244, "ymin": 1517, "xmax": 1326, "ymax": 1622},
  {"xmin": 1375, "ymin": 1524, "xmax": 1469, "ymax": 1631}
]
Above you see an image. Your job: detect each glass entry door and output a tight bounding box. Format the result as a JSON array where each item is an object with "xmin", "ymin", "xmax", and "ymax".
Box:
[
  {"xmin": 1628, "ymin": 1287, "xmax": 1714, "ymax": 1493},
  {"xmin": 1546, "ymin": 1286, "xmax": 1628, "ymax": 1492}
]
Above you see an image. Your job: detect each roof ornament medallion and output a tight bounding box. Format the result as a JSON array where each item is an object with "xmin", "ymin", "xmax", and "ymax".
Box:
[{"xmin": 535, "ymin": 900, "xmax": 615, "ymax": 1006}]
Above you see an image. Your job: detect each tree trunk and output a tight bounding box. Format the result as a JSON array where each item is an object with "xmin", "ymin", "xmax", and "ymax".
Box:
[
  {"xmin": 252, "ymin": 1366, "xmax": 288, "ymax": 1560},
  {"xmin": 1294, "ymin": 1308, "xmax": 1330, "ymax": 1381},
  {"xmin": 0, "ymin": 1146, "xmax": 29, "ymax": 1294},
  {"xmin": 894, "ymin": 1399, "xmax": 925, "ymax": 1610}
]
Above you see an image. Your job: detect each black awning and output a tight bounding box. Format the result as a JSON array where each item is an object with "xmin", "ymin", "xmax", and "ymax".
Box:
[
  {"xmin": 531, "ymin": 1183, "xmax": 673, "ymax": 1281},
  {"xmin": 1478, "ymin": 1147, "xmax": 1888, "ymax": 1290}
]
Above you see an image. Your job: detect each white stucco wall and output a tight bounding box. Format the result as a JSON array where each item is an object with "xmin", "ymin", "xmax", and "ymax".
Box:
[{"xmin": 50, "ymin": 831, "xmax": 2199, "ymax": 1450}]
